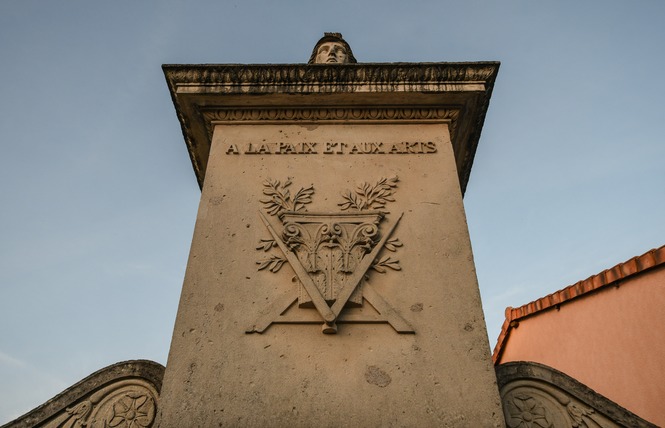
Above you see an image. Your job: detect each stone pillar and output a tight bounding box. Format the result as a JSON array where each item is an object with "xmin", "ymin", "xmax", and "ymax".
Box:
[{"xmin": 159, "ymin": 61, "xmax": 503, "ymax": 427}]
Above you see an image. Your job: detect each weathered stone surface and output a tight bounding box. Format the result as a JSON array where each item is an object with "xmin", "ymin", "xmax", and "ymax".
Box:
[
  {"xmin": 1, "ymin": 360, "xmax": 164, "ymax": 428},
  {"xmin": 158, "ymin": 61, "xmax": 503, "ymax": 427},
  {"xmin": 496, "ymin": 362, "xmax": 658, "ymax": 427}
]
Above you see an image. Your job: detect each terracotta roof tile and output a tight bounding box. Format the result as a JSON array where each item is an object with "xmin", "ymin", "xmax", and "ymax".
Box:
[{"xmin": 492, "ymin": 244, "xmax": 665, "ymax": 364}]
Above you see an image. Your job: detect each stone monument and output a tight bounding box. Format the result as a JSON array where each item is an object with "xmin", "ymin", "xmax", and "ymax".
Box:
[
  {"xmin": 158, "ymin": 33, "xmax": 504, "ymax": 426},
  {"xmin": 3, "ymin": 34, "xmax": 652, "ymax": 428}
]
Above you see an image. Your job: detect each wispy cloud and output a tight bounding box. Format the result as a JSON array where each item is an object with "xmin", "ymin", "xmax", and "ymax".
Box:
[{"xmin": 0, "ymin": 350, "xmax": 27, "ymax": 368}]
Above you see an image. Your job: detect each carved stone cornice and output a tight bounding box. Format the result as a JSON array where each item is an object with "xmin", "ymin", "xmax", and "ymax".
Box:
[
  {"xmin": 163, "ymin": 63, "xmax": 498, "ymax": 92},
  {"xmin": 496, "ymin": 362, "xmax": 658, "ymax": 428},
  {"xmin": 2, "ymin": 360, "xmax": 164, "ymax": 428},
  {"xmin": 163, "ymin": 62, "xmax": 499, "ymax": 194}
]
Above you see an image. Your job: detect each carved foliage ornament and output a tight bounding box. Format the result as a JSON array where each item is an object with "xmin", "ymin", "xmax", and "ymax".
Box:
[{"xmin": 248, "ymin": 176, "xmax": 412, "ymax": 335}]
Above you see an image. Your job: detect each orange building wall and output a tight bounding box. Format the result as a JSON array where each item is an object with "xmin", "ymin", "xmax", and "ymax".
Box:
[{"xmin": 497, "ymin": 265, "xmax": 665, "ymax": 426}]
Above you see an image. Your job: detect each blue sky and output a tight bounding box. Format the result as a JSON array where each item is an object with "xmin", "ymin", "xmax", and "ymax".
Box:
[{"xmin": 1, "ymin": 0, "xmax": 664, "ymax": 423}]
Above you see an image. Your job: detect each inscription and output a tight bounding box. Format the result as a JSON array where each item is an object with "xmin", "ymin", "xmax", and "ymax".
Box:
[{"xmin": 225, "ymin": 141, "xmax": 437, "ymax": 155}]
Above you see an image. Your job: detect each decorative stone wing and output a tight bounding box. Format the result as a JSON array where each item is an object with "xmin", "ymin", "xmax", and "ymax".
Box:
[
  {"xmin": 1, "ymin": 360, "xmax": 164, "ymax": 428},
  {"xmin": 496, "ymin": 362, "xmax": 657, "ymax": 428}
]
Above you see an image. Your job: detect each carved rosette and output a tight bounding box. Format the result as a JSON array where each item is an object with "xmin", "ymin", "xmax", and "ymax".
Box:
[{"xmin": 503, "ymin": 390, "xmax": 559, "ymax": 427}]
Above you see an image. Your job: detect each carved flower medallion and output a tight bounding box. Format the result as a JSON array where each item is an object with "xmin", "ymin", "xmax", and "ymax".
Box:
[
  {"xmin": 506, "ymin": 394, "xmax": 553, "ymax": 428},
  {"xmin": 108, "ymin": 393, "xmax": 155, "ymax": 428}
]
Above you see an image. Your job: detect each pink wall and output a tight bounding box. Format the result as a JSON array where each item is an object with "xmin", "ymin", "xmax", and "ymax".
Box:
[{"xmin": 497, "ymin": 265, "xmax": 665, "ymax": 426}]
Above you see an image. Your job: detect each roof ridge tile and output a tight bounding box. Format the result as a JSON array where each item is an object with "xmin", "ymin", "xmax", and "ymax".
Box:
[{"xmin": 493, "ymin": 244, "xmax": 665, "ymax": 364}]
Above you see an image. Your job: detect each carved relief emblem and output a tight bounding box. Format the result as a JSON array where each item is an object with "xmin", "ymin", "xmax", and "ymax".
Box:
[
  {"xmin": 247, "ymin": 176, "xmax": 413, "ymax": 334},
  {"xmin": 505, "ymin": 394, "xmax": 554, "ymax": 428}
]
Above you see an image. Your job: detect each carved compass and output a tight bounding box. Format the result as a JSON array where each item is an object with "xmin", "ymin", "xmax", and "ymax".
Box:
[{"xmin": 247, "ymin": 176, "xmax": 413, "ymax": 334}]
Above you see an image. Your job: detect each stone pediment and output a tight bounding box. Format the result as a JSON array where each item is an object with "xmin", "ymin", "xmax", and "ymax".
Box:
[
  {"xmin": 2, "ymin": 360, "xmax": 164, "ymax": 428},
  {"xmin": 163, "ymin": 62, "xmax": 499, "ymax": 194},
  {"xmin": 496, "ymin": 362, "xmax": 658, "ymax": 427}
]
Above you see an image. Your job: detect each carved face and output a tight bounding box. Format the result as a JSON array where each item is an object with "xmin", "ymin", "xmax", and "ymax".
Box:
[{"xmin": 315, "ymin": 42, "xmax": 348, "ymax": 64}]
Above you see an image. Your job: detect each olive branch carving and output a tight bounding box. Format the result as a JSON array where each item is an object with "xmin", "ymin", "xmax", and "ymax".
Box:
[
  {"xmin": 260, "ymin": 178, "xmax": 314, "ymax": 216},
  {"xmin": 255, "ymin": 239, "xmax": 285, "ymax": 272},
  {"xmin": 338, "ymin": 176, "xmax": 398, "ymax": 211},
  {"xmin": 371, "ymin": 237, "xmax": 403, "ymax": 273},
  {"xmin": 371, "ymin": 256, "xmax": 401, "ymax": 273},
  {"xmin": 256, "ymin": 239, "xmax": 277, "ymax": 252},
  {"xmin": 256, "ymin": 255, "xmax": 287, "ymax": 273}
]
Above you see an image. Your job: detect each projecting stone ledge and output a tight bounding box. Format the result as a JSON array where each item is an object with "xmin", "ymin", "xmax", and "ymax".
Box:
[{"xmin": 1, "ymin": 360, "xmax": 164, "ymax": 428}]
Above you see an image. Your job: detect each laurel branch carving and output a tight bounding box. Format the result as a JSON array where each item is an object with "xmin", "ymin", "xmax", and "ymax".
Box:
[
  {"xmin": 339, "ymin": 176, "xmax": 398, "ymax": 211},
  {"xmin": 260, "ymin": 178, "xmax": 314, "ymax": 216}
]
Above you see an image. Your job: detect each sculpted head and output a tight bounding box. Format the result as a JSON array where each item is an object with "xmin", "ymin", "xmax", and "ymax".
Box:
[{"xmin": 309, "ymin": 32, "xmax": 357, "ymax": 64}]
